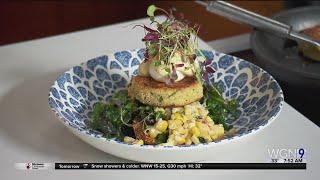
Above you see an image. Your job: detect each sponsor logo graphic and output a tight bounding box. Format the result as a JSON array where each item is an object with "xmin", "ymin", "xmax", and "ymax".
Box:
[{"xmin": 15, "ymin": 163, "xmax": 52, "ymax": 170}]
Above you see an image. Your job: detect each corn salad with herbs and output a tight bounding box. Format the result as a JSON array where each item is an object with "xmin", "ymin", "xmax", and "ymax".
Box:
[{"xmin": 124, "ymin": 101, "xmax": 224, "ymax": 145}]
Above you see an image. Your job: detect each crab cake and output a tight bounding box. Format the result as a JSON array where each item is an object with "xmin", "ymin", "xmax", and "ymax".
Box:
[{"xmin": 128, "ymin": 76, "xmax": 203, "ymax": 107}]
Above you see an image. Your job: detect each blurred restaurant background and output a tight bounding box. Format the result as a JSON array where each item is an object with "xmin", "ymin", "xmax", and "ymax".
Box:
[
  {"xmin": 0, "ymin": 1, "xmax": 286, "ymax": 45},
  {"xmin": 1, "ymin": 0, "xmax": 319, "ymax": 125}
]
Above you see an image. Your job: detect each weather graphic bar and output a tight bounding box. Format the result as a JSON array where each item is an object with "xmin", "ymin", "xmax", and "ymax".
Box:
[{"xmin": 54, "ymin": 163, "xmax": 306, "ymax": 170}]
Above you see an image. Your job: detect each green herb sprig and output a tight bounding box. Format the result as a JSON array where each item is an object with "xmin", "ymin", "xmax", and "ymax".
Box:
[
  {"xmin": 89, "ymin": 90, "xmax": 165, "ymax": 139},
  {"xmin": 203, "ymin": 86, "xmax": 238, "ymax": 130}
]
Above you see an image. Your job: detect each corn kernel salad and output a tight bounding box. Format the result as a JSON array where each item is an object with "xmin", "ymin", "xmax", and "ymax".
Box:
[{"xmin": 141, "ymin": 102, "xmax": 225, "ymax": 146}]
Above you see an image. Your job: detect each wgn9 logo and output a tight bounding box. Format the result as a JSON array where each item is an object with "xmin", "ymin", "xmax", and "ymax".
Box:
[{"xmin": 268, "ymin": 148, "xmax": 305, "ymax": 163}]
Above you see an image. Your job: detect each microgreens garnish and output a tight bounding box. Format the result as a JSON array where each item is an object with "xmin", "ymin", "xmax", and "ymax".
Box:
[
  {"xmin": 145, "ymin": 5, "xmax": 200, "ymax": 64},
  {"xmin": 137, "ymin": 5, "xmax": 216, "ymax": 85},
  {"xmin": 147, "ymin": 5, "xmax": 157, "ymax": 18},
  {"xmin": 202, "ymin": 58, "xmax": 216, "ymax": 83}
]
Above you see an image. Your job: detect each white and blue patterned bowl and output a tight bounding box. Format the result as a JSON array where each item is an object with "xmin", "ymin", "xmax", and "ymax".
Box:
[{"xmin": 48, "ymin": 49, "xmax": 284, "ymax": 162}]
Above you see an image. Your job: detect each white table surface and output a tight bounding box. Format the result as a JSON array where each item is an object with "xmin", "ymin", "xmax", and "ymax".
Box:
[{"xmin": 0, "ymin": 16, "xmax": 319, "ymax": 180}]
